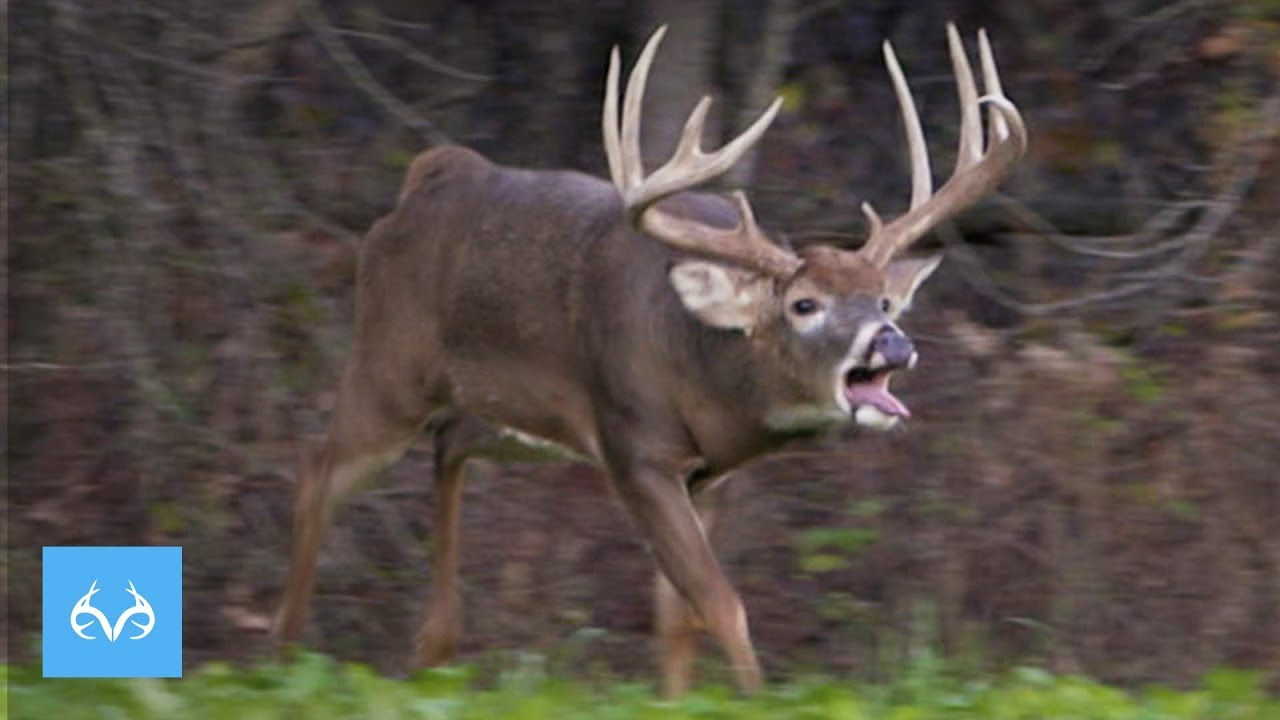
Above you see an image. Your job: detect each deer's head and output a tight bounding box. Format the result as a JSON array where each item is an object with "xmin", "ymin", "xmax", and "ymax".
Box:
[{"xmin": 604, "ymin": 25, "xmax": 1026, "ymax": 429}]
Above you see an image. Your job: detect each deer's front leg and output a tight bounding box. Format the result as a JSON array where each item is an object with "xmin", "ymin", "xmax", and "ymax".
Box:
[
  {"xmin": 610, "ymin": 460, "xmax": 761, "ymax": 696},
  {"xmin": 654, "ymin": 478, "xmax": 731, "ymax": 697},
  {"xmin": 412, "ymin": 444, "xmax": 465, "ymax": 668},
  {"xmin": 412, "ymin": 413, "xmax": 498, "ymax": 668}
]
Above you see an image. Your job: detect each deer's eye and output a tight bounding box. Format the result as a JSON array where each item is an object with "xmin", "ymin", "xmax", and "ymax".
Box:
[
  {"xmin": 880, "ymin": 298, "xmax": 892, "ymax": 313},
  {"xmin": 791, "ymin": 298, "xmax": 820, "ymax": 316}
]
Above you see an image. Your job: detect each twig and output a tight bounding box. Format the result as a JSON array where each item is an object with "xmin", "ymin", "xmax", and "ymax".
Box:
[
  {"xmin": 1082, "ymin": 0, "xmax": 1216, "ymax": 76},
  {"xmin": 1132, "ymin": 85, "xmax": 1280, "ymax": 330},
  {"xmin": 938, "ymin": 223, "xmax": 1156, "ymax": 316},
  {"xmin": 363, "ymin": 6, "xmax": 438, "ymax": 33},
  {"xmin": 1160, "ymin": 88, "xmax": 1280, "ymax": 276},
  {"xmin": 334, "ymin": 28, "xmax": 493, "ymax": 83},
  {"xmin": 994, "ymin": 196, "xmax": 1210, "ymax": 260},
  {"xmin": 299, "ymin": 0, "xmax": 449, "ymax": 146},
  {"xmin": 2, "ymin": 361, "xmax": 127, "ymax": 373},
  {"xmin": 79, "ymin": 31, "xmax": 274, "ymax": 84}
]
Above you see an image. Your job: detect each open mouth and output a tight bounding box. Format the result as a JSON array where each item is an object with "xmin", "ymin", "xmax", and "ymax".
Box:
[{"xmin": 843, "ymin": 366, "xmax": 910, "ymax": 419}]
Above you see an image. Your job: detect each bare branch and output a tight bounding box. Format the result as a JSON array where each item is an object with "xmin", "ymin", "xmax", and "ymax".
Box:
[
  {"xmin": 937, "ymin": 224, "xmax": 1156, "ymax": 317},
  {"xmin": 299, "ymin": 0, "xmax": 449, "ymax": 146},
  {"xmin": 333, "ymin": 28, "xmax": 493, "ymax": 83}
]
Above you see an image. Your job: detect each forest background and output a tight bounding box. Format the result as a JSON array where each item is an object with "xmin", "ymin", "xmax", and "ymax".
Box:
[{"xmin": 7, "ymin": 0, "xmax": 1280, "ymax": 690}]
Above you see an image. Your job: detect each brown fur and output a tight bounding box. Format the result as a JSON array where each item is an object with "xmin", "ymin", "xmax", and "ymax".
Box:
[
  {"xmin": 797, "ymin": 245, "xmax": 887, "ymax": 296},
  {"xmin": 276, "ymin": 145, "xmax": 938, "ymax": 697}
]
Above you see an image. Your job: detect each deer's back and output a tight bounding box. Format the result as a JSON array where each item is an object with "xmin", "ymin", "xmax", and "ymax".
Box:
[{"xmin": 357, "ymin": 146, "xmax": 634, "ymax": 455}]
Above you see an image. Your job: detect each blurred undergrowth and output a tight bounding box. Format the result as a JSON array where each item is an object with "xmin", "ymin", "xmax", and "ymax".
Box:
[{"xmin": 7, "ymin": 653, "xmax": 1277, "ymax": 720}]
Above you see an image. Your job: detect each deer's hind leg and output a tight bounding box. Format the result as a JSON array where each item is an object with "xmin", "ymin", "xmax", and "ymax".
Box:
[
  {"xmin": 275, "ymin": 360, "xmax": 431, "ymax": 650},
  {"xmin": 411, "ymin": 413, "xmax": 592, "ymax": 667}
]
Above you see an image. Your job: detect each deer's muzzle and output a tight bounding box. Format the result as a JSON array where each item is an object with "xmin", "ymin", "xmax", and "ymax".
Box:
[
  {"xmin": 870, "ymin": 325, "xmax": 916, "ymax": 371},
  {"xmin": 843, "ymin": 325, "xmax": 916, "ymax": 421}
]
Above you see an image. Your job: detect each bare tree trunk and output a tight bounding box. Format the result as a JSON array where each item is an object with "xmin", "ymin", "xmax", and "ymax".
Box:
[
  {"xmin": 639, "ymin": 0, "xmax": 721, "ymax": 173},
  {"xmin": 725, "ymin": 0, "xmax": 795, "ymax": 187}
]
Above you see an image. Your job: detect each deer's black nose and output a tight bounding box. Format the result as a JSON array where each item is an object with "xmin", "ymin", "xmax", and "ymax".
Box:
[{"xmin": 872, "ymin": 326, "xmax": 915, "ymax": 369}]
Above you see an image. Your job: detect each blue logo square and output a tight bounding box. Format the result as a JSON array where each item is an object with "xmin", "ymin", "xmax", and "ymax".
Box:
[{"xmin": 43, "ymin": 546, "xmax": 183, "ymax": 678}]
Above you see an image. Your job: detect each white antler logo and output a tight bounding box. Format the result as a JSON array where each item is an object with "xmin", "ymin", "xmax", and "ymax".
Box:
[{"xmin": 70, "ymin": 580, "xmax": 156, "ymax": 642}]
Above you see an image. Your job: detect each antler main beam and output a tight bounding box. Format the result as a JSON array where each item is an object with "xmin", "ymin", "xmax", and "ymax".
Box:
[
  {"xmin": 858, "ymin": 24, "xmax": 1028, "ymax": 268},
  {"xmin": 603, "ymin": 26, "xmax": 802, "ymax": 278}
]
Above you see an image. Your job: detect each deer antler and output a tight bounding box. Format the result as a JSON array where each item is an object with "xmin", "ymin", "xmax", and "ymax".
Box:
[
  {"xmin": 603, "ymin": 26, "xmax": 802, "ymax": 278},
  {"xmin": 858, "ymin": 24, "xmax": 1027, "ymax": 268}
]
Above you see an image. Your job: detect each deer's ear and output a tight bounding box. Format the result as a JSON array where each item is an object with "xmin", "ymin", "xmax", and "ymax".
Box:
[
  {"xmin": 669, "ymin": 261, "xmax": 771, "ymax": 331},
  {"xmin": 883, "ymin": 253, "xmax": 941, "ymax": 319}
]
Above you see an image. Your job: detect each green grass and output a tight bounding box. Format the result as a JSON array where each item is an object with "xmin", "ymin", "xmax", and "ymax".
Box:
[{"xmin": 5, "ymin": 655, "xmax": 1276, "ymax": 720}]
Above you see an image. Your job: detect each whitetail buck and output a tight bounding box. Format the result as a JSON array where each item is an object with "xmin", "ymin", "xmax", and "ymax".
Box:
[{"xmin": 276, "ymin": 23, "xmax": 1026, "ymax": 695}]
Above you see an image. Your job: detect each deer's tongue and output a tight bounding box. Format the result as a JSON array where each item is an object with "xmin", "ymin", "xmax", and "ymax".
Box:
[{"xmin": 845, "ymin": 371, "xmax": 910, "ymax": 418}]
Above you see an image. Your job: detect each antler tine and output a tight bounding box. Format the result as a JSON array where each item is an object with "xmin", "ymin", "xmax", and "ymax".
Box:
[
  {"xmin": 605, "ymin": 24, "xmax": 783, "ymax": 211},
  {"xmin": 603, "ymin": 45, "xmax": 624, "ymax": 190},
  {"xmin": 978, "ymin": 29, "xmax": 1011, "ymax": 143},
  {"xmin": 630, "ymin": 94, "xmax": 781, "ymax": 211},
  {"xmin": 949, "ymin": 24, "xmax": 983, "ymax": 172},
  {"xmin": 619, "ymin": 25, "xmax": 666, "ymax": 194},
  {"xmin": 625, "ymin": 92, "xmax": 783, "ymax": 211},
  {"xmin": 882, "ymin": 40, "xmax": 932, "ymax": 211},
  {"xmin": 601, "ymin": 25, "xmax": 800, "ymax": 278},
  {"xmin": 860, "ymin": 24, "xmax": 1027, "ymax": 267},
  {"xmin": 603, "ymin": 26, "xmax": 667, "ymax": 196}
]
